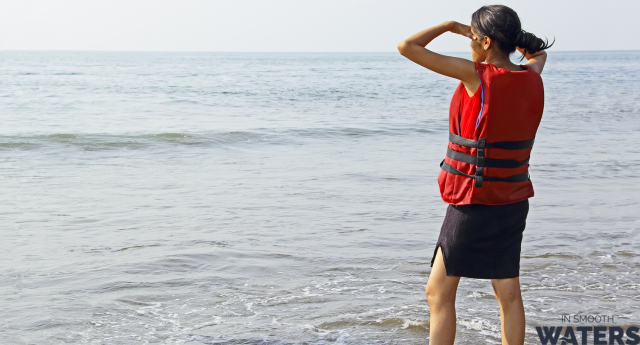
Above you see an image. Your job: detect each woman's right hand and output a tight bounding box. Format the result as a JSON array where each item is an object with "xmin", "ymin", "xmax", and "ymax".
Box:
[
  {"xmin": 447, "ymin": 21, "xmax": 473, "ymax": 39},
  {"xmin": 397, "ymin": 21, "xmax": 478, "ymax": 86}
]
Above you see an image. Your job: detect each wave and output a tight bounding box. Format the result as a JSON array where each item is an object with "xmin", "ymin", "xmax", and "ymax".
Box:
[{"xmin": 0, "ymin": 126, "xmax": 438, "ymax": 151}]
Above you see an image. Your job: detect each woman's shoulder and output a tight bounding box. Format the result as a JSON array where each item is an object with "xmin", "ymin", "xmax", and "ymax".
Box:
[
  {"xmin": 477, "ymin": 63, "xmax": 542, "ymax": 83},
  {"xmin": 476, "ymin": 62, "xmax": 531, "ymax": 73}
]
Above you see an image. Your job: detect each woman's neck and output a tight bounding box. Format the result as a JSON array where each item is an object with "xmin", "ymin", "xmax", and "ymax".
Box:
[{"xmin": 484, "ymin": 50, "xmax": 521, "ymax": 71}]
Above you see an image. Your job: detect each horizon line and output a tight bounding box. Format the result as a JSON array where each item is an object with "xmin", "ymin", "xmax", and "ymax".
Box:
[{"xmin": 1, "ymin": 49, "xmax": 639, "ymax": 54}]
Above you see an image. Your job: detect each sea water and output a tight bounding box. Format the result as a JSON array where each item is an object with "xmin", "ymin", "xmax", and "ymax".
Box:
[{"xmin": 1, "ymin": 51, "xmax": 639, "ymax": 344}]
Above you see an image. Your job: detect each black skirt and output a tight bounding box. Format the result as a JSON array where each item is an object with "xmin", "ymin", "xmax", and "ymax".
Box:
[{"xmin": 430, "ymin": 199, "xmax": 529, "ymax": 279}]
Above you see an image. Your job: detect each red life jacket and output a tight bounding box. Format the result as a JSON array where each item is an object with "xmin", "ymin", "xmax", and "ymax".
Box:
[{"xmin": 438, "ymin": 62, "xmax": 544, "ymax": 205}]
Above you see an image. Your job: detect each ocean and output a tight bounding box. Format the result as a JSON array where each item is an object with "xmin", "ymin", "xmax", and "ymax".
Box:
[{"xmin": 1, "ymin": 51, "xmax": 639, "ymax": 344}]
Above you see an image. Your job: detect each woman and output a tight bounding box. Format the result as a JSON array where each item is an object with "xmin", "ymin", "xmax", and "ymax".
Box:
[{"xmin": 397, "ymin": 5, "xmax": 552, "ymax": 345}]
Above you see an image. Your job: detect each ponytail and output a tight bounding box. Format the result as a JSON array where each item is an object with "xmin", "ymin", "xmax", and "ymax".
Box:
[{"xmin": 515, "ymin": 30, "xmax": 554, "ymax": 56}]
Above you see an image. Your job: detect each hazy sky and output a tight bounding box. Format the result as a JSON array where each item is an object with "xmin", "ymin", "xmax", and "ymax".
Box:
[{"xmin": 1, "ymin": 0, "xmax": 638, "ymax": 52}]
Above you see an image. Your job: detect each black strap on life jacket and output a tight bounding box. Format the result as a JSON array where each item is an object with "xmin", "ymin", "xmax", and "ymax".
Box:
[
  {"xmin": 442, "ymin": 132, "xmax": 535, "ymax": 187},
  {"xmin": 449, "ymin": 132, "xmax": 535, "ymax": 150}
]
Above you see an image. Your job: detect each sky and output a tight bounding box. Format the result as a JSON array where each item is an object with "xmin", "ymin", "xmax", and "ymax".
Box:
[{"xmin": 0, "ymin": 0, "xmax": 638, "ymax": 52}]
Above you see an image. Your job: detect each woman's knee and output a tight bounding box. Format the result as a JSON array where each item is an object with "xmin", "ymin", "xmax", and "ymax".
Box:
[
  {"xmin": 426, "ymin": 247, "xmax": 460, "ymax": 307},
  {"xmin": 491, "ymin": 278, "xmax": 522, "ymax": 304},
  {"xmin": 425, "ymin": 282, "xmax": 457, "ymax": 307}
]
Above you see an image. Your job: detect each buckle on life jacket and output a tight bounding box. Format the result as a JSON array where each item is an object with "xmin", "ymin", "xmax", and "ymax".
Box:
[{"xmin": 476, "ymin": 139, "xmax": 486, "ymax": 187}]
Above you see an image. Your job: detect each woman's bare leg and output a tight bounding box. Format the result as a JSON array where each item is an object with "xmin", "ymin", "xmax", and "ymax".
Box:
[
  {"xmin": 491, "ymin": 277, "xmax": 525, "ymax": 345},
  {"xmin": 426, "ymin": 247, "xmax": 460, "ymax": 345}
]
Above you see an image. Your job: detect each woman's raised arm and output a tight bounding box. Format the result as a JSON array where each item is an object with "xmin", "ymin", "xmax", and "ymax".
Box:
[{"xmin": 397, "ymin": 21, "xmax": 479, "ymax": 87}]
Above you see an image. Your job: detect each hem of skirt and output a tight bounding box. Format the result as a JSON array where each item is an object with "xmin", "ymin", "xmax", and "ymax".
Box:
[
  {"xmin": 445, "ymin": 271, "xmax": 520, "ymax": 279},
  {"xmin": 431, "ymin": 244, "xmax": 520, "ymax": 279}
]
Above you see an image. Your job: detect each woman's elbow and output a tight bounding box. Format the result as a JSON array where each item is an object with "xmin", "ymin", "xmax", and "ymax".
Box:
[{"xmin": 397, "ymin": 40, "xmax": 409, "ymax": 55}]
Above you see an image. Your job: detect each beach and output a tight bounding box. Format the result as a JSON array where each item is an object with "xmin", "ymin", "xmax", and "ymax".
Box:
[{"xmin": 1, "ymin": 51, "xmax": 639, "ymax": 344}]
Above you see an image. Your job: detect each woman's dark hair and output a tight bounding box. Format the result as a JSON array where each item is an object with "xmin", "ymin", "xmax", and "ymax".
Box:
[{"xmin": 471, "ymin": 5, "xmax": 553, "ymax": 56}]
